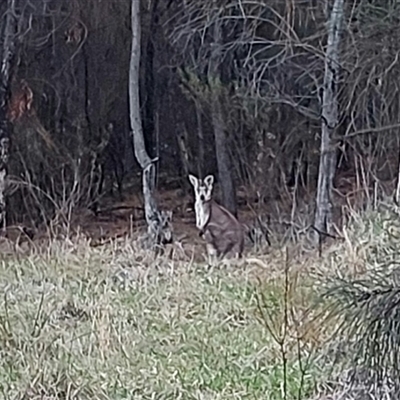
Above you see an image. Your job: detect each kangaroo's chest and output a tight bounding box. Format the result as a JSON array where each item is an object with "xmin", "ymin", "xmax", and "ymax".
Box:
[{"xmin": 194, "ymin": 201, "xmax": 209, "ymax": 230}]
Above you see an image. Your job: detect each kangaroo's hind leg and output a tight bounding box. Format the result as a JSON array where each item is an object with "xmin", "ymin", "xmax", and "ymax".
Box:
[
  {"xmin": 219, "ymin": 240, "xmax": 235, "ymax": 259},
  {"xmin": 224, "ymin": 231, "xmax": 243, "ymax": 260},
  {"xmin": 221, "ymin": 229, "xmax": 243, "ymax": 259},
  {"xmin": 203, "ymin": 228, "xmax": 219, "ymax": 265}
]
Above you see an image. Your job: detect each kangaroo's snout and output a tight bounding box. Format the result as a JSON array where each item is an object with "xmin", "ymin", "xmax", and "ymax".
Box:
[{"xmin": 163, "ymin": 231, "xmax": 173, "ymax": 244}]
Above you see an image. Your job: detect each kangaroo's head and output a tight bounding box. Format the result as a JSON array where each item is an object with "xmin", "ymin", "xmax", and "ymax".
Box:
[
  {"xmin": 152, "ymin": 209, "xmax": 173, "ymax": 244},
  {"xmin": 188, "ymin": 174, "xmax": 214, "ymax": 202},
  {"xmin": 159, "ymin": 210, "xmax": 173, "ymax": 244}
]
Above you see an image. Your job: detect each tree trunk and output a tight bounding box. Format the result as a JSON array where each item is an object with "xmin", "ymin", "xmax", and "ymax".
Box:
[
  {"xmin": 314, "ymin": 0, "xmax": 344, "ymax": 243},
  {"xmin": 129, "ymin": 0, "xmax": 172, "ymax": 247},
  {"xmin": 0, "ymin": 0, "xmax": 16, "ymax": 230},
  {"xmin": 142, "ymin": 0, "xmax": 160, "ymax": 158},
  {"xmin": 209, "ymin": 21, "xmax": 237, "ymax": 217},
  {"xmin": 176, "ymin": 122, "xmax": 191, "ymax": 189},
  {"xmin": 195, "ymin": 104, "xmax": 205, "ymax": 178}
]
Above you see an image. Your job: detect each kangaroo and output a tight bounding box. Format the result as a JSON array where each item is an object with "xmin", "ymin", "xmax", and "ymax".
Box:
[{"xmin": 188, "ymin": 174, "xmax": 244, "ymax": 259}]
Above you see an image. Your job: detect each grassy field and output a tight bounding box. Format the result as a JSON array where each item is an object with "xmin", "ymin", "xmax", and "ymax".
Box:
[{"xmin": 1, "ymin": 205, "xmax": 398, "ymax": 399}]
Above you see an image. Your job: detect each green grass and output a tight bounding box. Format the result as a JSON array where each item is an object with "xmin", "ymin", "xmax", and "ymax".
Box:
[
  {"xmin": 0, "ymin": 238, "xmax": 324, "ymax": 399},
  {"xmin": 0, "ymin": 204, "xmax": 389, "ymax": 400}
]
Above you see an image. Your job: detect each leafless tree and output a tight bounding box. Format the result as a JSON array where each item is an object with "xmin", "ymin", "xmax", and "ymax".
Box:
[
  {"xmin": 0, "ymin": 0, "xmax": 17, "ymax": 229},
  {"xmin": 129, "ymin": 0, "xmax": 173, "ymax": 248},
  {"xmin": 313, "ymin": 0, "xmax": 344, "ymax": 242},
  {"xmin": 167, "ymin": 1, "xmax": 241, "ymax": 215},
  {"xmin": 209, "ymin": 17, "xmax": 237, "ymax": 216}
]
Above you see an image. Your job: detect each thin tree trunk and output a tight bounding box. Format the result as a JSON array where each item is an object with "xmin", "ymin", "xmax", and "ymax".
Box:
[
  {"xmin": 209, "ymin": 20, "xmax": 237, "ymax": 217},
  {"xmin": 176, "ymin": 122, "xmax": 191, "ymax": 188},
  {"xmin": 130, "ymin": 0, "xmax": 152, "ymax": 169},
  {"xmin": 0, "ymin": 0, "xmax": 16, "ymax": 230},
  {"xmin": 142, "ymin": 0, "xmax": 159, "ymax": 158},
  {"xmin": 314, "ymin": 0, "xmax": 344, "ymax": 242},
  {"xmin": 195, "ymin": 104, "xmax": 205, "ymax": 178},
  {"xmin": 129, "ymin": 0, "xmax": 171, "ymax": 247},
  {"xmin": 395, "ymin": 142, "xmax": 400, "ymax": 205},
  {"xmin": 211, "ymin": 97, "xmax": 237, "ymax": 216}
]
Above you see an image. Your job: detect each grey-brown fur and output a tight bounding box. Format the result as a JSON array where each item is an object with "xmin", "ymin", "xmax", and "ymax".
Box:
[{"xmin": 188, "ymin": 174, "xmax": 244, "ymax": 259}]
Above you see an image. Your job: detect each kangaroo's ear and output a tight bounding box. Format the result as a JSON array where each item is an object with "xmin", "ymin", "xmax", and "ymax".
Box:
[
  {"xmin": 204, "ymin": 175, "xmax": 214, "ymax": 189},
  {"xmin": 188, "ymin": 174, "xmax": 198, "ymax": 189}
]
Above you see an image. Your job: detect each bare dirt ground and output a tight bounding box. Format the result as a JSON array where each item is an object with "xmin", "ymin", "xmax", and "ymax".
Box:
[
  {"xmin": 1, "ymin": 169, "xmax": 395, "ymax": 260},
  {"xmin": 0, "ymin": 186, "xmax": 271, "ymax": 258}
]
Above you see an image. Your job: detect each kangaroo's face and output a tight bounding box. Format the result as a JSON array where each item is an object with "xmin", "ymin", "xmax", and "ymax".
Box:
[
  {"xmin": 158, "ymin": 210, "xmax": 173, "ymax": 244},
  {"xmin": 189, "ymin": 174, "xmax": 214, "ymax": 202}
]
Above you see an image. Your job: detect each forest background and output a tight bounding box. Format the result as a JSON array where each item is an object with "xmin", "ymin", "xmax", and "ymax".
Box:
[{"xmin": 1, "ymin": 1, "xmax": 400, "ymax": 399}]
